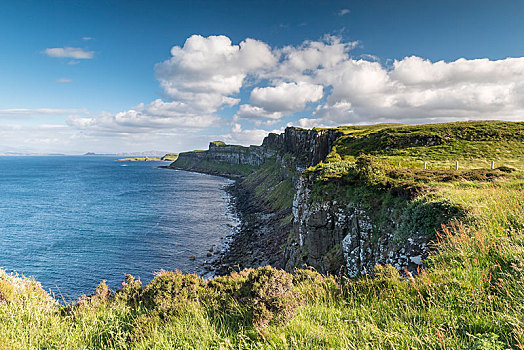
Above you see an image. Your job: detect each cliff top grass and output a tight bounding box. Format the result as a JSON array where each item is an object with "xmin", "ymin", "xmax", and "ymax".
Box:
[
  {"xmin": 329, "ymin": 120, "xmax": 524, "ymax": 162},
  {"xmin": 308, "ymin": 121, "xmax": 524, "ymax": 182},
  {"xmin": 1, "ymin": 186, "xmax": 522, "ymax": 348},
  {"xmin": 1, "ymin": 120, "xmax": 524, "ymax": 349}
]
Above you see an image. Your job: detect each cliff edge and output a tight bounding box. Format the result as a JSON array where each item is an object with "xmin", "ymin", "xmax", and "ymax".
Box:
[{"xmin": 170, "ymin": 121, "xmax": 524, "ymax": 277}]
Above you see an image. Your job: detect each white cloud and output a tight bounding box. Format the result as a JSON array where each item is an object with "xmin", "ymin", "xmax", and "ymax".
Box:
[
  {"xmin": 250, "ymin": 82, "xmax": 323, "ymax": 113},
  {"xmin": 223, "ymin": 123, "xmax": 283, "ymax": 146},
  {"xmin": 44, "ymin": 47, "xmax": 94, "ymax": 59},
  {"xmin": 271, "ymin": 35, "xmax": 357, "ymax": 81},
  {"xmin": 235, "ymin": 105, "xmax": 283, "ymax": 120},
  {"xmin": 67, "ymin": 99, "xmax": 219, "ymax": 134},
  {"xmin": 338, "ymin": 9, "xmax": 350, "ymax": 16},
  {"xmin": 56, "ymin": 78, "xmax": 72, "ymax": 83},
  {"xmin": 155, "ymin": 35, "xmax": 276, "ymax": 113},
  {"xmin": 311, "ymin": 55, "xmax": 524, "ymax": 125},
  {"xmin": 291, "ymin": 118, "xmax": 331, "ymax": 129},
  {"xmin": 82, "ymin": 37, "xmax": 93, "ymax": 41}
]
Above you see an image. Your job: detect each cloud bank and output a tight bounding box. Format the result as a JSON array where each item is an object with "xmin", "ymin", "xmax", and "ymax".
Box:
[{"xmin": 66, "ymin": 34, "xmax": 524, "ymax": 148}]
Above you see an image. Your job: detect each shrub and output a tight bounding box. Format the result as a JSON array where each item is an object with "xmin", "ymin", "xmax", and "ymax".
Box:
[
  {"xmin": 292, "ymin": 268, "xmax": 341, "ymax": 303},
  {"xmin": 142, "ymin": 270, "xmax": 205, "ymax": 317},
  {"xmin": 206, "ymin": 266, "xmax": 299, "ymax": 329},
  {"xmin": 114, "ymin": 274, "xmax": 142, "ymax": 305}
]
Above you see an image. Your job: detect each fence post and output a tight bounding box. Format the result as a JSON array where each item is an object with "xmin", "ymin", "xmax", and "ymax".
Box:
[
  {"xmin": 398, "ymin": 161, "xmax": 401, "ymax": 168},
  {"xmin": 456, "ymin": 161, "xmax": 459, "ymax": 171},
  {"xmin": 424, "ymin": 161, "xmax": 427, "ymax": 169},
  {"xmin": 491, "ymin": 161, "xmax": 495, "ymax": 170}
]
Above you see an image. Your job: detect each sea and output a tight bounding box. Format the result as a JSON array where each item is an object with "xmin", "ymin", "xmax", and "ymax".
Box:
[{"xmin": 0, "ymin": 156, "xmax": 239, "ymax": 301}]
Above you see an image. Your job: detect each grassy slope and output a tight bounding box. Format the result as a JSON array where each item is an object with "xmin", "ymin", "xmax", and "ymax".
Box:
[
  {"xmin": 171, "ymin": 154, "xmax": 257, "ymax": 177},
  {"xmin": 1, "ymin": 121, "xmax": 523, "ymax": 349}
]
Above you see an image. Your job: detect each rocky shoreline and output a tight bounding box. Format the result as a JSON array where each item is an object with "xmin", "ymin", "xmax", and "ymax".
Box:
[
  {"xmin": 159, "ymin": 166, "xmax": 284, "ymax": 277},
  {"xmin": 211, "ymin": 181, "xmax": 290, "ymax": 275}
]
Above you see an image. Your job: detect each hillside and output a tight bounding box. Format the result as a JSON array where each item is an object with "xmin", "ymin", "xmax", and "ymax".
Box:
[
  {"xmin": 171, "ymin": 121, "xmax": 523, "ymax": 277},
  {"xmin": 1, "ymin": 121, "xmax": 523, "ymax": 349}
]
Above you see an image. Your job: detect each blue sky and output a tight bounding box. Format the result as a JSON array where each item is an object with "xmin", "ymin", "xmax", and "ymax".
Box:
[{"xmin": 1, "ymin": 0, "xmax": 524, "ymax": 154}]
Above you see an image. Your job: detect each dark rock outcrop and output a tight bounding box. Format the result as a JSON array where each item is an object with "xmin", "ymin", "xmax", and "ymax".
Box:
[
  {"xmin": 170, "ymin": 127, "xmax": 342, "ymax": 176},
  {"xmin": 285, "ymin": 176, "xmax": 429, "ymax": 276},
  {"xmin": 169, "ymin": 125, "xmax": 456, "ymax": 278}
]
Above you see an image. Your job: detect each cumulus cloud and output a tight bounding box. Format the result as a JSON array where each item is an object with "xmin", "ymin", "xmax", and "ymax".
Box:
[
  {"xmin": 235, "ymin": 104, "xmax": 282, "ymax": 120},
  {"xmin": 249, "ymin": 82, "xmax": 323, "ymax": 113},
  {"xmin": 67, "ymin": 99, "xmax": 219, "ymax": 134},
  {"xmin": 310, "ymin": 55, "xmax": 524, "ymax": 125},
  {"xmin": 338, "ymin": 9, "xmax": 350, "ymax": 16},
  {"xmin": 272, "ymin": 35, "xmax": 357, "ymax": 80},
  {"xmin": 155, "ymin": 35, "xmax": 276, "ymax": 113},
  {"xmin": 44, "ymin": 47, "xmax": 94, "ymax": 59},
  {"xmin": 62, "ymin": 34, "xmax": 524, "ymax": 151},
  {"xmin": 72, "ymin": 35, "xmax": 279, "ymax": 137},
  {"xmin": 223, "ymin": 123, "xmax": 283, "ymax": 146}
]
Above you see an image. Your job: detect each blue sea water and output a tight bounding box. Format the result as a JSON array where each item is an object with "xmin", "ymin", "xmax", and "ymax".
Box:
[{"xmin": 0, "ymin": 156, "xmax": 238, "ymax": 301}]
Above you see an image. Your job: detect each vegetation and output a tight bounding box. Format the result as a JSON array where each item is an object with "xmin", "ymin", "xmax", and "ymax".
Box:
[
  {"xmin": 116, "ymin": 157, "xmax": 163, "ymax": 161},
  {"xmin": 1, "ymin": 188, "xmax": 523, "ymax": 349},
  {"xmin": 243, "ymin": 155, "xmax": 297, "ymax": 212},
  {"xmin": 303, "ymin": 121, "xmax": 523, "ymax": 271},
  {"xmin": 171, "ymin": 156, "xmax": 258, "ymax": 177},
  {"xmin": 161, "ymin": 153, "xmax": 179, "ymax": 161},
  {"xmin": 210, "ymin": 141, "xmax": 227, "ymax": 147},
  {"xmin": 1, "ymin": 121, "xmax": 523, "ymax": 348}
]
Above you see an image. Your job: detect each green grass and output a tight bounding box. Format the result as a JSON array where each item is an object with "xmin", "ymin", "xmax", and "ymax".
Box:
[
  {"xmin": 243, "ymin": 157, "xmax": 297, "ymax": 212},
  {"xmin": 1, "ymin": 189, "xmax": 523, "ymax": 349},
  {"xmin": 2, "ymin": 121, "xmax": 524, "ymax": 348},
  {"xmin": 161, "ymin": 153, "xmax": 179, "ymax": 162},
  {"xmin": 323, "ymin": 120, "xmax": 524, "ymax": 165},
  {"xmin": 171, "ymin": 156, "xmax": 258, "ymax": 177}
]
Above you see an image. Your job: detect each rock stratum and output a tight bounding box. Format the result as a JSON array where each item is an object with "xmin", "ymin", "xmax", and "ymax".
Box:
[{"xmin": 170, "ymin": 121, "xmax": 524, "ymax": 277}]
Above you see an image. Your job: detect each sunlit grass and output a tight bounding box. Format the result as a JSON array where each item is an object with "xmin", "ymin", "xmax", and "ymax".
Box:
[{"xmin": 1, "ymin": 121, "xmax": 524, "ymax": 348}]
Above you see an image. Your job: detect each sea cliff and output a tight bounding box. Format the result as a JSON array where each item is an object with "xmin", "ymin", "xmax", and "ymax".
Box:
[
  {"xmin": 169, "ymin": 121, "xmax": 523, "ymax": 276},
  {"xmin": 2, "ymin": 120, "xmax": 524, "ymax": 348}
]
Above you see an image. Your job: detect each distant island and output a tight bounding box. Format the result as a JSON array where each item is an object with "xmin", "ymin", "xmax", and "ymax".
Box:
[{"xmin": 117, "ymin": 153, "xmax": 178, "ymax": 162}]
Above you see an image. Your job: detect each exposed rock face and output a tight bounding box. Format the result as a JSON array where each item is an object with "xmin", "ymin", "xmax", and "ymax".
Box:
[
  {"xmin": 171, "ymin": 127, "xmax": 342, "ymax": 174},
  {"xmin": 287, "ymin": 176, "xmax": 428, "ymax": 276},
  {"xmin": 171, "ymin": 126, "xmax": 433, "ymax": 277},
  {"xmin": 263, "ymin": 128, "xmax": 341, "ymax": 167},
  {"xmin": 174, "ymin": 144, "xmax": 270, "ymax": 168}
]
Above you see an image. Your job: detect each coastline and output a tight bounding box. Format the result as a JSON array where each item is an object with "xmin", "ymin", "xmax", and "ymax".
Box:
[
  {"xmin": 160, "ymin": 166, "xmax": 288, "ymax": 276},
  {"xmin": 212, "ymin": 181, "xmax": 289, "ymax": 275},
  {"xmin": 160, "ymin": 165, "xmax": 245, "ymax": 181}
]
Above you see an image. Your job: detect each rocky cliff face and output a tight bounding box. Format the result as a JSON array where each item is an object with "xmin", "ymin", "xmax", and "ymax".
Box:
[
  {"xmin": 263, "ymin": 128, "xmax": 341, "ymax": 167},
  {"xmin": 171, "ymin": 127, "xmax": 341, "ymax": 176},
  {"xmin": 171, "ymin": 126, "xmax": 447, "ymax": 278},
  {"xmin": 286, "ymin": 176, "xmax": 428, "ymax": 276},
  {"xmin": 174, "ymin": 144, "xmax": 269, "ymax": 169}
]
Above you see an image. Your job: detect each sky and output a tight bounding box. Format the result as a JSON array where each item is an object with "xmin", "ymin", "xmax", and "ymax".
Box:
[{"xmin": 1, "ymin": 0, "xmax": 524, "ymax": 154}]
